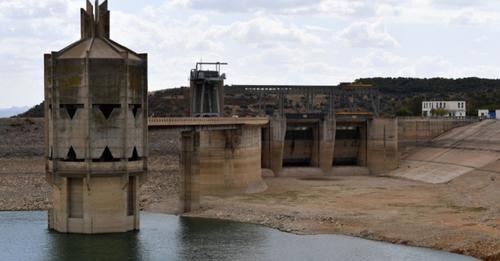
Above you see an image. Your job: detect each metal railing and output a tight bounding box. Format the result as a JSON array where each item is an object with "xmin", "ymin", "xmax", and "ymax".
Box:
[
  {"xmin": 147, "ymin": 117, "xmax": 269, "ymax": 127},
  {"xmin": 397, "ymin": 116, "xmax": 479, "ymax": 122}
]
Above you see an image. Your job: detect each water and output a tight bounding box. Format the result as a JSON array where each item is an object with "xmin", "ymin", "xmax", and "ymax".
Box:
[{"xmin": 0, "ymin": 211, "xmax": 476, "ymax": 261}]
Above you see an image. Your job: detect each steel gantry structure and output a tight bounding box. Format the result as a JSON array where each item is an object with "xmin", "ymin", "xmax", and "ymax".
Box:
[{"xmin": 225, "ymin": 82, "xmax": 381, "ymax": 117}]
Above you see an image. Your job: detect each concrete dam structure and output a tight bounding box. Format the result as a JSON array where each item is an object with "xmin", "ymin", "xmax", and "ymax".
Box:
[
  {"xmin": 261, "ymin": 113, "xmax": 399, "ymax": 176},
  {"xmin": 148, "ymin": 73, "xmax": 401, "ymax": 213},
  {"xmin": 44, "ymin": 0, "xmax": 147, "ymax": 233},
  {"xmin": 42, "ymin": 1, "xmax": 473, "ymax": 234}
]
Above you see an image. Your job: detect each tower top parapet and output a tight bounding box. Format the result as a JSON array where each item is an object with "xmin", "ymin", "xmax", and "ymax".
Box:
[
  {"xmin": 53, "ymin": 0, "xmax": 144, "ymax": 61},
  {"xmin": 81, "ymin": 0, "xmax": 110, "ymax": 39}
]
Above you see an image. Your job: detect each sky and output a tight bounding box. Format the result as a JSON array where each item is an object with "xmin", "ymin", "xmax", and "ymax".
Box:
[{"xmin": 1, "ymin": 0, "xmax": 500, "ymax": 109}]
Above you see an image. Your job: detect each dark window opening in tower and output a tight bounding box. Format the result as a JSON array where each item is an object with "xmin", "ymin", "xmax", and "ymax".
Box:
[
  {"xmin": 129, "ymin": 104, "xmax": 141, "ymax": 118},
  {"xmin": 60, "ymin": 104, "xmax": 83, "ymax": 119},
  {"xmin": 129, "ymin": 147, "xmax": 140, "ymax": 161},
  {"xmin": 64, "ymin": 146, "xmax": 84, "ymax": 162},
  {"xmin": 94, "ymin": 104, "xmax": 121, "ymax": 119},
  {"xmin": 93, "ymin": 146, "xmax": 119, "ymax": 162}
]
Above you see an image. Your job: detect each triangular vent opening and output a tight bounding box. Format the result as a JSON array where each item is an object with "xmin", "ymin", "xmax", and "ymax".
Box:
[
  {"xmin": 129, "ymin": 147, "xmax": 140, "ymax": 161},
  {"xmin": 93, "ymin": 146, "xmax": 119, "ymax": 162},
  {"xmin": 60, "ymin": 104, "xmax": 83, "ymax": 120},
  {"xmin": 64, "ymin": 146, "xmax": 83, "ymax": 162},
  {"xmin": 67, "ymin": 146, "xmax": 76, "ymax": 160},
  {"xmin": 130, "ymin": 104, "xmax": 141, "ymax": 118},
  {"xmin": 95, "ymin": 104, "xmax": 120, "ymax": 120}
]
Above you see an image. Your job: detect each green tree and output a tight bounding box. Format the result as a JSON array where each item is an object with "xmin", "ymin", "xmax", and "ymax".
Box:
[{"xmin": 430, "ymin": 108, "xmax": 448, "ymax": 117}]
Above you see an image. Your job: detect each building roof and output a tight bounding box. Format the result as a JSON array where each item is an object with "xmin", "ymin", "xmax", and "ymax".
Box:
[
  {"xmin": 57, "ymin": 38, "xmax": 142, "ymax": 61},
  {"xmin": 54, "ymin": 0, "xmax": 143, "ymax": 61}
]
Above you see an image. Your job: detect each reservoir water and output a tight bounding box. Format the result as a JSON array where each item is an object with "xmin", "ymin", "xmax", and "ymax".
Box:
[{"xmin": 0, "ymin": 211, "xmax": 476, "ymax": 261}]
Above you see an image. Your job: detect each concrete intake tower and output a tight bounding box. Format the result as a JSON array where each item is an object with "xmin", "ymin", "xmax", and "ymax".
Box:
[{"xmin": 44, "ymin": 0, "xmax": 148, "ymax": 233}]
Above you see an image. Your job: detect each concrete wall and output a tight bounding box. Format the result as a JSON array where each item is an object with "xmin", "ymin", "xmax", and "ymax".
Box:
[
  {"xmin": 398, "ymin": 117, "xmax": 476, "ymax": 150},
  {"xmin": 178, "ymin": 125, "xmax": 267, "ymax": 212},
  {"xmin": 367, "ymin": 118, "xmax": 399, "ymax": 174},
  {"xmin": 49, "ymin": 176, "xmax": 139, "ymax": 234},
  {"xmin": 198, "ymin": 126, "xmax": 267, "ymax": 196}
]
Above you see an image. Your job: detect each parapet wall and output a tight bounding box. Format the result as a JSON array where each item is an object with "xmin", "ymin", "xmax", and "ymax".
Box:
[{"xmin": 398, "ymin": 117, "xmax": 477, "ymax": 150}]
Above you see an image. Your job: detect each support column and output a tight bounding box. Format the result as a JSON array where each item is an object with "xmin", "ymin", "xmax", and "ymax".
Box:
[
  {"xmin": 310, "ymin": 122, "xmax": 320, "ymax": 168},
  {"xmin": 319, "ymin": 116, "xmax": 336, "ymax": 174},
  {"xmin": 270, "ymin": 117, "xmax": 286, "ymax": 176},
  {"xmin": 261, "ymin": 127, "xmax": 271, "ymax": 168},
  {"xmin": 179, "ymin": 131, "xmax": 200, "ymax": 213},
  {"xmin": 357, "ymin": 122, "xmax": 367, "ymax": 167},
  {"xmin": 367, "ymin": 118, "xmax": 399, "ymax": 174}
]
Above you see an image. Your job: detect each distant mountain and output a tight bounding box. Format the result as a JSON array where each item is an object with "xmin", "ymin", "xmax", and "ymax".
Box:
[
  {"xmin": 0, "ymin": 106, "xmax": 31, "ymax": 118},
  {"xmin": 14, "ymin": 103, "xmax": 44, "ymax": 118}
]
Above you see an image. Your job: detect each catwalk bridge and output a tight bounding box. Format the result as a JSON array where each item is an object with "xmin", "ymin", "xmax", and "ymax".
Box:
[{"xmin": 147, "ymin": 117, "xmax": 270, "ymax": 130}]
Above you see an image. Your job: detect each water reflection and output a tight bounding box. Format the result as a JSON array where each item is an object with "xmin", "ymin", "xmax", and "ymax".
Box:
[
  {"xmin": 49, "ymin": 231, "xmax": 141, "ymax": 261},
  {"xmin": 177, "ymin": 217, "xmax": 268, "ymax": 261},
  {"xmin": 0, "ymin": 211, "xmax": 477, "ymax": 261}
]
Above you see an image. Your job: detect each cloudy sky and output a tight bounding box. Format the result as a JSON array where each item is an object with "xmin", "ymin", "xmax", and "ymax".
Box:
[{"xmin": 1, "ymin": 0, "xmax": 500, "ymax": 108}]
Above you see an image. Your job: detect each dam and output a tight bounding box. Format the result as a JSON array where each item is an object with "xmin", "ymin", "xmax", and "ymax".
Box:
[{"xmin": 41, "ymin": 0, "xmax": 479, "ymax": 236}]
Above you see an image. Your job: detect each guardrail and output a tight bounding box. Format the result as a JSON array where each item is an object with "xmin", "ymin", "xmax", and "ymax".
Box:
[
  {"xmin": 397, "ymin": 116, "xmax": 479, "ymax": 121},
  {"xmin": 148, "ymin": 117, "xmax": 270, "ymax": 127}
]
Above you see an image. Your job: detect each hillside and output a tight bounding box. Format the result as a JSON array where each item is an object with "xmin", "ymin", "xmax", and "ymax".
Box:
[
  {"xmin": 359, "ymin": 77, "xmax": 500, "ymax": 116},
  {"xmin": 0, "ymin": 106, "xmax": 30, "ymax": 118},
  {"xmin": 16, "ymin": 77, "xmax": 500, "ymax": 118}
]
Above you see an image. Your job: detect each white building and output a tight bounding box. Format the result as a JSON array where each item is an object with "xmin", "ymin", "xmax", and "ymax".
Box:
[
  {"xmin": 478, "ymin": 109, "xmax": 500, "ymax": 119},
  {"xmin": 478, "ymin": 109, "xmax": 489, "ymax": 118},
  {"xmin": 422, "ymin": 101, "xmax": 466, "ymax": 117}
]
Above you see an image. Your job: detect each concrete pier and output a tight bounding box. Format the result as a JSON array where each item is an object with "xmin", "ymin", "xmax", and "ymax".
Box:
[
  {"xmin": 179, "ymin": 131, "xmax": 200, "ymax": 213},
  {"xmin": 269, "ymin": 117, "xmax": 286, "ymax": 176},
  {"xmin": 367, "ymin": 118, "xmax": 399, "ymax": 174},
  {"xmin": 319, "ymin": 116, "xmax": 336, "ymax": 173}
]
